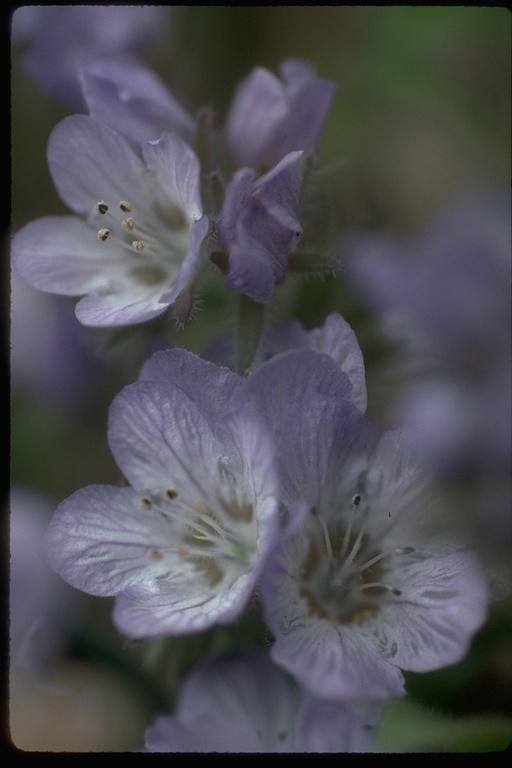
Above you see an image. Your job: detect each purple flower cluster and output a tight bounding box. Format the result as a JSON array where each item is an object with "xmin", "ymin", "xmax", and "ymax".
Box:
[
  {"xmin": 12, "ymin": 52, "xmax": 337, "ymax": 322},
  {"xmin": 12, "ymin": 8, "xmax": 503, "ymax": 752}
]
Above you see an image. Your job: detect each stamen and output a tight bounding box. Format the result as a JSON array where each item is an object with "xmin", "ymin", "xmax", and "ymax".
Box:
[
  {"xmin": 310, "ymin": 506, "xmax": 333, "ymax": 560},
  {"xmin": 97, "ymin": 228, "xmax": 110, "ymax": 241},
  {"xmin": 95, "ymin": 200, "xmax": 109, "ymax": 215},
  {"xmin": 358, "ymin": 582, "xmax": 402, "ymax": 596},
  {"xmin": 341, "ymin": 494, "xmax": 363, "ymax": 559}
]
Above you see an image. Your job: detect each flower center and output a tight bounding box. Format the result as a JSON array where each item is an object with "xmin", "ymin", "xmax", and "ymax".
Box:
[
  {"xmin": 298, "ymin": 495, "xmax": 414, "ymax": 625},
  {"xmin": 139, "ymin": 485, "xmax": 255, "ymax": 586},
  {"xmin": 92, "ymin": 196, "xmax": 189, "ymax": 284}
]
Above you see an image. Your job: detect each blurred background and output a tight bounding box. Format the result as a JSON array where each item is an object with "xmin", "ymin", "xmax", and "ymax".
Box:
[{"xmin": 9, "ymin": 6, "xmax": 511, "ymax": 752}]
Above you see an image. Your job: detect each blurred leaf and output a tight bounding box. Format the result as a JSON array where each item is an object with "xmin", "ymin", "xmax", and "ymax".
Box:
[{"xmin": 377, "ymin": 698, "xmax": 512, "ymax": 752}]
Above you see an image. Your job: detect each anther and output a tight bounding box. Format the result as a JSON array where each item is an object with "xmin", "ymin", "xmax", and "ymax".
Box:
[
  {"xmin": 194, "ymin": 499, "xmax": 209, "ymax": 515},
  {"xmin": 122, "ymin": 217, "xmax": 136, "ymax": 231},
  {"xmin": 310, "ymin": 506, "xmax": 333, "ymax": 560},
  {"xmin": 165, "ymin": 487, "xmax": 178, "ymax": 500},
  {"xmin": 352, "ymin": 494, "xmax": 361, "ymax": 506},
  {"xmin": 139, "ymin": 496, "xmax": 152, "ymax": 511},
  {"xmin": 97, "ymin": 228, "xmax": 110, "ymax": 241},
  {"xmin": 132, "ymin": 240, "xmax": 145, "ymax": 251},
  {"xmin": 95, "ymin": 201, "xmax": 109, "ymax": 215},
  {"xmin": 149, "ymin": 549, "xmax": 164, "ymax": 560},
  {"xmin": 119, "ymin": 200, "xmax": 132, "ymax": 212}
]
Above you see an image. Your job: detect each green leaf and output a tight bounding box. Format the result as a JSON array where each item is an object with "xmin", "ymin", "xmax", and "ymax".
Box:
[{"xmin": 377, "ymin": 698, "xmax": 512, "ymax": 753}]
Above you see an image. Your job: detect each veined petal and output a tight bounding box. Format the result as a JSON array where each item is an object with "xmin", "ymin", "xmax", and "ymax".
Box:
[
  {"xmin": 43, "ymin": 485, "xmax": 180, "ymax": 596},
  {"xmin": 12, "ymin": 216, "xmax": 129, "ymax": 295},
  {"xmin": 48, "ymin": 115, "xmax": 148, "ymax": 216},
  {"xmin": 142, "ymin": 132, "xmax": 204, "ymax": 222},
  {"xmin": 379, "ymin": 551, "xmax": 489, "ymax": 671},
  {"xmin": 75, "ymin": 279, "xmax": 172, "ymax": 326},
  {"xmin": 113, "ymin": 565, "xmax": 258, "ymax": 637},
  {"xmin": 138, "ymin": 348, "xmax": 241, "ymax": 424},
  {"xmin": 270, "ymin": 622, "xmax": 405, "ymax": 702},
  {"xmin": 107, "ymin": 380, "xmax": 220, "ymax": 495}
]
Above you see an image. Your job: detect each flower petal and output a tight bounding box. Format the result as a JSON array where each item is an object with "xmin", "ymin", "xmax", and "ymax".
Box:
[{"xmin": 48, "ymin": 115, "xmax": 147, "ymax": 216}]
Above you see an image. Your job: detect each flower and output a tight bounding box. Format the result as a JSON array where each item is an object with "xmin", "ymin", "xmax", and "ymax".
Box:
[
  {"xmin": 144, "ymin": 651, "xmax": 380, "ymax": 752},
  {"xmin": 217, "ymin": 150, "xmax": 304, "ymax": 302},
  {"xmin": 12, "ymin": 5, "xmax": 172, "ymax": 109},
  {"xmin": 12, "ymin": 115, "xmax": 209, "ymax": 327},
  {"xmin": 43, "ymin": 349, "xmax": 281, "ymax": 638},
  {"xmin": 231, "ymin": 349, "xmax": 489, "ymax": 701},
  {"xmin": 347, "ymin": 190, "xmax": 511, "ymax": 469},
  {"xmin": 226, "ymin": 58, "xmax": 337, "ymax": 172}
]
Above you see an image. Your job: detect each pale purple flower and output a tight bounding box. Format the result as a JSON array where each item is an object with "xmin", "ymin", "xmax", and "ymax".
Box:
[
  {"xmin": 226, "ymin": 58, "xmax": 337, "ymax": 171},
  {"xmin": 347, "ymin": 191, "xmax": 511, "ymax": 469},
  {"xmin": 218, "ymin": 150, "xmax": 304, "ymax": 302},
  {"xmin": 144, "ymin": 651, "xmax": 380, "ymax": 753},
  {"xmin": 231, "ymin": 350, "xmax": 489, "ymax": 702},
  {"xmin": 43, "ymin": 349, "xmax": 281, "ymax": 639},
  {"xmin": 12, "ymin": 5, "xmax": 172, "ymax": 109},
  {"xmin": 12, "ymin": 115, "xmax": 209, "ymax": 327}
]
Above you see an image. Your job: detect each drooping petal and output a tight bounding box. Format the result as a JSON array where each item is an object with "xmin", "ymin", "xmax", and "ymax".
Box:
[{"xmin": 220, "ymin": 152, "xmax": 304, "ymax": 302}]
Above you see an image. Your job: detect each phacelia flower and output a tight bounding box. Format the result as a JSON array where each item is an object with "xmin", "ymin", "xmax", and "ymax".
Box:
[
  {"xmin": 217, "ymin": 150, "xmax": 304, "ymax": 302},
  {"xmin": 226, "ymin": 58, "xmax": 337, "ymax": 172},
  {"xmin": 12, "ymin": 5, "xmax": 172, "ymax": 109},
  {"xmin": 231, "ymin": 349, "xmax": 489, "ymax": 701},
  {"xmin": 347, "ymin": 190, "xmax": 511, "ymax": 469},
  {"xmin": 144, "ymin": 651, "xmax": 380, "ymax": 753},
  {"xmin": 12, "ymin": 115, "xmax": 209, "ymax": 327},
  {"xmin": 43, "ymin": 349, "xmax": 281, "ymax": 638}
]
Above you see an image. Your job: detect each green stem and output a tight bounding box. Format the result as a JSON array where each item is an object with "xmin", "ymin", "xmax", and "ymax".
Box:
[{"xmin": 236, "ymin": 294, "xmax": 266, "ymax": 375}]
